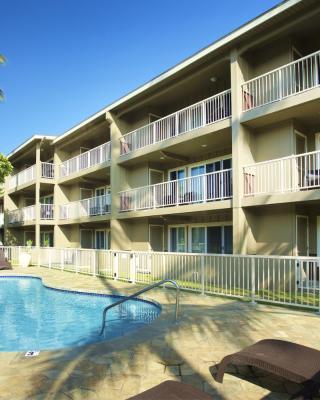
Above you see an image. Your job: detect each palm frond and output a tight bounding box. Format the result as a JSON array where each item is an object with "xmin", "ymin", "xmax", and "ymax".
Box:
[
  {"xmin": 0, "ymin": 89, "xmax": 4, "ymax": 101},
  {"xmin": 0, "ymin": 54, "xmax": 6, "ymax": 64}
]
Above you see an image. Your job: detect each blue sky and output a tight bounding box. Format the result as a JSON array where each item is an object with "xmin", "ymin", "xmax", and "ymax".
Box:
[{"xmin": 1, "ymin": 0, "xmax": 279, "ymax": 155}]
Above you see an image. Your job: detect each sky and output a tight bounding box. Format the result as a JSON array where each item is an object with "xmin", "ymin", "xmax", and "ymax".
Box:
[{"xmin": 1, "ymin": 0, "xmax": 280, "ymax": 155}]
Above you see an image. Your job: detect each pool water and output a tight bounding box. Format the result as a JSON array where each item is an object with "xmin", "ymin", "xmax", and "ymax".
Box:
[{"xmin": 0, "ymin": 276, "xmax": 161, "ymax": 351}]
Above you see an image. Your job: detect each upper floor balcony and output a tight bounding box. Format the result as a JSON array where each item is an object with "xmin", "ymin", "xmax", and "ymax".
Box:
[
  {"xmin": 120, "ymin": 90, "xmax": 231, "ymax": 156},
  {"xmin": 59, "ymin": 142, "xmax": 111, "ymax": 179},
  {"xmin": 242, "ymin": 50, "xmax": 320, "ymax": 112},
  {"xmin": 7, "ymin": 204, "xmax": 54, "ymax": 224},
  {"xmin": 243, "ymin": 150, "xmax": 320, "ymax": 201},
  {"xmin": 8, "ymin": 162, "xmax": 54, "ymax": 190},
  {"xmin": 119, "ymin": 169, "xmax": 232, "ymax": 212},
  {"xmin": 59, "ymin": 194, "xmax": 111, "ymax": 221}
]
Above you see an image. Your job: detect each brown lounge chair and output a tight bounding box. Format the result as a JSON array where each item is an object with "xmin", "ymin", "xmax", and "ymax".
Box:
[
  {"xmin": 213, "ymin": 339, "xmax": 320, "ymax": 398},
  {"xmin": 127, "ymin": 380, "xmax": 213, "ymax": 400},
  {"xmin": 0, "ymin": 249, "xmax": 12, "ymax": 270}
]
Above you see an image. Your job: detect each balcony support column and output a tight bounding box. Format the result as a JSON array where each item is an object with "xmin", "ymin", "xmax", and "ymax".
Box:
[
  {"xmin": 35, "ymin": 142, "xmax": 41, "ymax": 247},
  {"xmin": 230, "ymin": 49, "xmax": 255, "ymax": 254}
]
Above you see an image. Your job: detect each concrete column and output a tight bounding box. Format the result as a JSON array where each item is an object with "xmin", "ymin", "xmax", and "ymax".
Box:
[
  {"xmin": 35, "ymin": 141, "xmax": 41, "ymax": 247},
  {"xmin": 107, "ymin": 111, "xmax": 133, "ymax": 250},
  {"xmin": 230, "ymin": 49, "xmax": 255, "ymax": 254}
]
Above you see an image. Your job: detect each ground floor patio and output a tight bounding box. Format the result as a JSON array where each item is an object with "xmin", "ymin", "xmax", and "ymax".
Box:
[{"xmin": 0, "ymin": 266, "xmax": 320, "ymax": 400}]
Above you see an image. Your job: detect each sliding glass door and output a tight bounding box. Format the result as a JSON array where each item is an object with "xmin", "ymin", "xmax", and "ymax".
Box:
[{"xmin": 169, "ymin": 227, "xmax": 186, "ymax": 252}]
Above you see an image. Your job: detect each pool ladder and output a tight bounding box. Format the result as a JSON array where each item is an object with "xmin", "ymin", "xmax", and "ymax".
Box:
[{"xmin": 99, "ymin": 279, "xmax": 180, "ymax": 336}]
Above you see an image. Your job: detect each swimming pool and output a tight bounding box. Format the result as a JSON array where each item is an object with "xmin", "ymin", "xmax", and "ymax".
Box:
[{"xmin": 0, "ymin": 276, "xmax": 161, "ymax": 352}]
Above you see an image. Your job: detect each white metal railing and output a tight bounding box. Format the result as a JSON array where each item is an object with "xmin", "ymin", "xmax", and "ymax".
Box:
[
  {"xmin": 8, "ymin": 162, "xmax": 55, "ymax": 189},
  {"xmin": 120, "ymin": 169, "xmax": 232, "ymax": 212},
  {"xmin": 8, "ymin": 164, "xmax": 36, "ymax": 189},
  {"xmin": 40, "ymin": 204, "xmax": 54, "ymax": 220},
  {"xmin": 7, "ymin": 204, "xmax": 54, "ymax": 224},
  {"xmin": 244, "ymin": 150, "xmax": 320, "ymax": 196},
  {"xmin": 120, "ymin": 89, "xmax": 232, "ymax": 155},
  {"xmin": 59, "ymin": 142, "xmax": 111, "ymax": 178},
  {"xmin": 1, "ymin": 246, "xmax": 319, "ymax": 311},
  {"xmin": 242, "ymin": 50, "xmax": 320, "ymax": 111},
  {"xmin": 8, "ymin": 205, "xmax": 36, "ymax": 224},
  {"xmin": 41, "ymin": 162, "xmax": 55, "ymax": 179},
  {"xmin": 59, "ymin": 194, "xmax": 111, "ymax": 220}
]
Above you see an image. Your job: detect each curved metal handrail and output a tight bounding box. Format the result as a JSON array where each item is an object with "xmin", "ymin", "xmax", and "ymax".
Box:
[{"xmin": 99, "ymin": 279, "xmax": 180, "ymax": 336}]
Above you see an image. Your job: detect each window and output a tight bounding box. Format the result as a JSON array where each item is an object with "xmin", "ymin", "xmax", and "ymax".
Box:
[
  {"xmin": 169, "ymin": 227, "xmax": 186, "ymax": 252},
  {"xmin": 95, "ymin": 230, "xmax": 109, "ymax": 250},
  {"xmin": 191, "ymin": 227, "xmax": 206, "ymax": 253},
  {"xmin": 169, "ymin": 224, "xmax": 233, "ymax": 254},
  {"xmin": 40, "ymin": 231, "xmax": 54, "ymax": 247}
]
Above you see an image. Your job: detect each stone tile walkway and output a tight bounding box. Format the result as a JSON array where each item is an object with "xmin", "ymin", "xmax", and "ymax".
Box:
[{"xmin": 0, "ymin": 267, "xmax": 320, "ymax": 400}]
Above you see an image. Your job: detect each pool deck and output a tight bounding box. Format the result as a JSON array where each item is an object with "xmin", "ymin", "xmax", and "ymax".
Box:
[{"xmin": 1, "ymin": 267, "xmax": 320, "ymax": 400}]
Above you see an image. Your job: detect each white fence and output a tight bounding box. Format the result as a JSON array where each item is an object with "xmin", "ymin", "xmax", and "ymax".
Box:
[
  {"xmin": 242, "ymin": 49, "xmax": 320, "ymax": 111},
  {"xmin": 244, "ymin": 150, "xmax": 320, "ymax": 196},
  {"xmin": 60, "ymin": 142, "xmax": 111, "ymax": 178},
  {"xmin": 120, "ymin": 169, "xmax": 232, "ymax": 212},
  {"xmin": 1, "ymin": 246, "xmax": 319, "ymax": 311},
  {"xmin": 120, "ymin": 89, "xmax": 232, "ymax": 155},
  {"xmin": 60, "ymin": 194, "xmax": 111, "ymax": 220}
]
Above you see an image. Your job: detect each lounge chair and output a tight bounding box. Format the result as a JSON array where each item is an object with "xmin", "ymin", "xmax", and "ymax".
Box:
[
  {"xmin": 212, "ymin": 339, "xmax": 320, "ymax": 398},
  {"xmin": 127, "ymin": 380, "xmax": 213, "ymax": 400},
  {"xmin": 0, "ymin": 249, "xmax": 12, "ymax": 270}
]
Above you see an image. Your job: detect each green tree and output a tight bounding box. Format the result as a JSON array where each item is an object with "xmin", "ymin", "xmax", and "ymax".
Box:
[
  {"xmin": 0, "ymin": 153, "xmax": 13, "ymax": 192},
  {"xmin": 0, "ymin": 54, "xmax": 5, "ymax": 100}
]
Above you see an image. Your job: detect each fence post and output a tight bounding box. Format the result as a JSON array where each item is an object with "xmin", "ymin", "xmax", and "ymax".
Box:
[
  {"xmin": 114, "ymin": 252, "xmax": 119, "ymax": 280},
  {"xmin": 75, "ymin": 250, "xmax": 79, "ymax": 273},
  {"xmin": 61, "ymin": 250, "xmax": 64, "ymax": 271},
  {"xmin": 251, "ymin": 257, "xmax": 256, "ymax": 304},
  {"xmin": 37, "ymin": 246, "xmax": 41, "ymax": 268},
  {"xmin": 130, "ymin": 253, "xmax": 136, "ymax": 284},
  {"xmin": 49, "ymin": 248, "xmax": 52, "ymax": 269},
  {"xmin": 93, "ymin": 250, "xmax": 97, "ymax": 276},
  {"xmin": 201, "ymin": 255, "xmax": 205, "ymax": 295},
  {"xmin": 18, "ymin": 246, "xmax": 21, "ymax": 267}
]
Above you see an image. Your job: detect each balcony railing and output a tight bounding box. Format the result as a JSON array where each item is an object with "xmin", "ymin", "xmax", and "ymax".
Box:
[
  {"xmin": 242, "ymin": 50, "xmax": 320, "ymax": 111},
  {"xmin": 120, "ymin": 169, "xmax": 232, "ymax": 212},
  {"xmin": 8, "ymin": 162, "xmax": 55, "ymax": 190},
  {"xmin": 8, "ymin": 205, "xmax": 36, "ymax": 224},
  {"xmin": 120, "ymin": 89, "xmax": 232, "ymax": 155},
  {"xmin": 8, "ymin": 204, "xmax": 54, "ymax": 224},
  {"xmin": 40, "ymin": 204, "xmax": 54, "ymax": 220},
  {"xmin": 59, "ymin": 194, "xmax": 111, "ymax": 220},
  {"xmin": 60, "ymin": 142, "xmax": 111, "ymax": 178},
  {"xmin": 41, "ymin": 162, "xmax": 55, "ymax": 179},
  {"xmin": 8, "ymin": 165, "xmax": 36, "ymax": 189},
  {"xmin": 244, "ymin": 150, "xmax": 320, "ymax": 196}
]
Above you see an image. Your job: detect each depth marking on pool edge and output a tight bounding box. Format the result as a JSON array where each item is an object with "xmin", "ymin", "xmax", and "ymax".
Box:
[{"xmin": 25, "ymin": 351, "xmax": 40, "ymax": 357}]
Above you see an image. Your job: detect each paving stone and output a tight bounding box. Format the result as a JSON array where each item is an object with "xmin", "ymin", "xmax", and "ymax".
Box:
[{"xmin": 1, "ymin": 267, "xmax": 320, "ymax": 400}]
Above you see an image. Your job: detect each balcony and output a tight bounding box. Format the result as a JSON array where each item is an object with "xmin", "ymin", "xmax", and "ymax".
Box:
[
  {"xmin": 59, "ymin": 194, "xmax": 111, "ymax": 221},
  {"xmin": 243, "ymin": 150, "xmax": 320, "ymax": 197},
  {"xmin": 8, "ymin": 162, "xmax": 55, "ymax": 190},
  {"xmin": 8, "ymin": 204, "xmax": 54, "ymax": 224},
  {"xmin": 120, "ymin": 89, "xmax": 231, "ymax": 155},
  {"xmin": 119, "ymin": 169, "xmax": 232, "ymax": 212},
  {"xmin": 59, "ymin": 142, "xmax": 111, "ymax": 179},
  {"xmin": 242, "ymin": 50, "xmax": 320, "ymax": 112}
]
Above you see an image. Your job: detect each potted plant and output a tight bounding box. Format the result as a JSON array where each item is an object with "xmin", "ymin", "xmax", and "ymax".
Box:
[{"xmin": 19, "ymin": 240, "xmax": 33, "ymax": 268}]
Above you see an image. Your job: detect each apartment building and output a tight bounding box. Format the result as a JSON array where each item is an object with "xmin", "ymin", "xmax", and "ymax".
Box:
[{"xmin": 3, "ymin": 0, "xmax": 320, "ymax": 257}]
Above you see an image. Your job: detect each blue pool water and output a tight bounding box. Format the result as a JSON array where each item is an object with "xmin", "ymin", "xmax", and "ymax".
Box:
[{"xmin": 0, "ymin": 276, "xmax": 161, "ymax": 352}]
